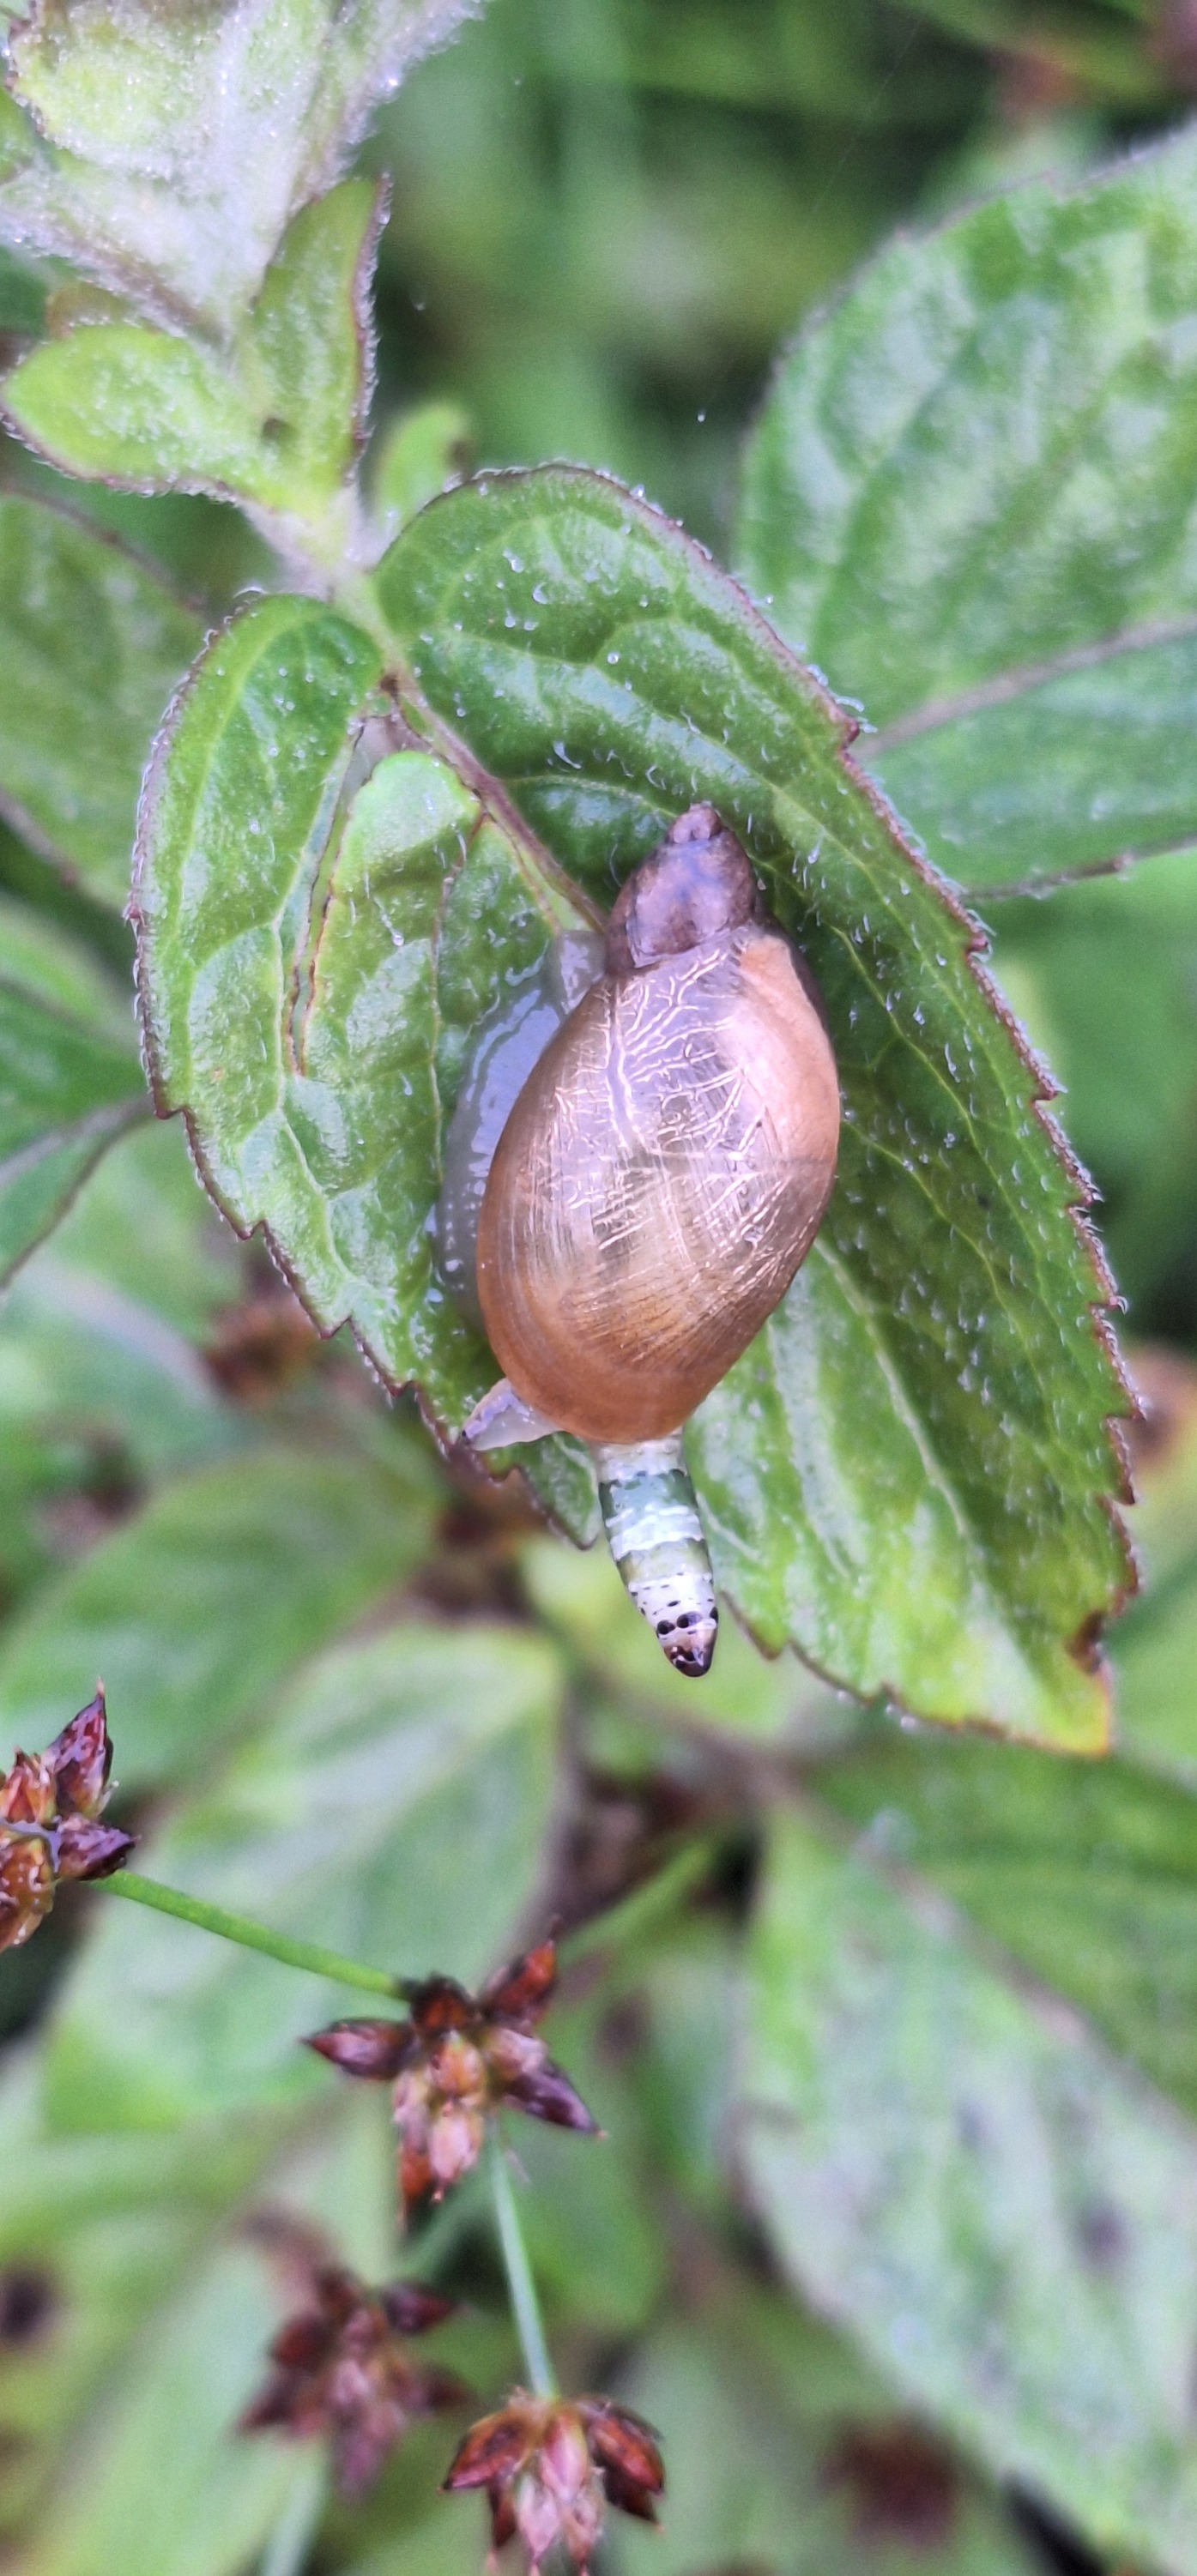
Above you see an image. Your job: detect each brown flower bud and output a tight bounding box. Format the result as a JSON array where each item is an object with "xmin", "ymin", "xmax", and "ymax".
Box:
[
  {"xmin": 306, "ymin": 1941, "xmax": 598, "ymax": 2210},
  {"xmin": 240, "ymin": 2250, "xmax": 467, "ymax": 2498},
  {"xmin": 0, "ymin": 1692, "xmax": 135, "ymax": 1951},
  {"xmin": 444, "ymin": 2393, "xmax": 663, "ymax": 2574}
]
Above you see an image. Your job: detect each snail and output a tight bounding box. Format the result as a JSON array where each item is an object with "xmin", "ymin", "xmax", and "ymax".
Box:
[{"xmin": 439, "ymin": 805, "xmax": 841, "ymax": 1677}]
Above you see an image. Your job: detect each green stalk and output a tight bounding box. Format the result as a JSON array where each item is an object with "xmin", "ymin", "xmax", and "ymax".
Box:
[
  {"xmin": 94, "ymin": 1831, "xmax": 718, "ymax": 2006},
  {"xmin": 258, "ymin": 2457, "xmax": 326, "ymax": 2576},
  {"xmin": 487, "ymin": 2126, "xmax": 557, "ymax": 2399},
  {"xmin": 103, "ymin": 1872, "xmax": 400, "ymax": 1996}
]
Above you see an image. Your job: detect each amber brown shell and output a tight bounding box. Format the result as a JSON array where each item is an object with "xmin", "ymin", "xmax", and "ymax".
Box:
[{"xmin": 476, "ymin": 907, "xmax": 841, "ymax": 1446}]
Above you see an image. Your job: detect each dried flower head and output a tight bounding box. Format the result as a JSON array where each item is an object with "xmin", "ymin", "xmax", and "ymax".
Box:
[
  {"xmin": 444, "ymin": 2392, "xmax": 664, "ymax": 2574},
  {"xmin": 306, "ymin": 1940, "xmax": 598, "ymax": 2206},
  {"xmin": 0, "ymin": 1692, "xmax": 135, "ymax": 1951},
  {"xmin": 240, "ymin": 2251, "xmax": 468, "ymax": 2498}
]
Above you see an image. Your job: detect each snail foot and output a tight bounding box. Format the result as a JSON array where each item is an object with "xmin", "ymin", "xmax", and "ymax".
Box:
[{"xmin": 594, "ymin": 1435, "xmax": 719, "ymax": 1680}]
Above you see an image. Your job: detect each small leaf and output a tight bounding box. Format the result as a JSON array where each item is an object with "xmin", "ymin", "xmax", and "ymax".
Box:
[
  {"xmin": 743, "ymin": 1808, "xmax": 1197, "ymax": 2573},
  {"xmin": 247, "ymin": 176, "xmax": 385, "ymax": 504},
  {"xmin": 0, "ymin": 1445, "xmax": 438, "ymax": 1791},
  {"xmin": 3, "ymin": 322, "xmax": 271, "ymax": 504},
  {"xmin": 45, "ymin": 1619, "xmax": 562, "ymax": 2127},
  {"xmin": 0, "ymin": 493, "xmax": 202, "ymax": 907},
  {"xmin": 3, "ymin": 181, "xmax": 383, "ymax": 534},
  {"xmin": 0, "ymin": 240, "xmax": 44, "ymax": 334},
  {"xmin": 736, "ymin": 128, "xmax": 1197, "ymax": 900},
  {"xmin": 0, "ymin": 0, "xmax": 481, "ymax": 335},
  {"xmin": 0, "ymin": 902, "xmax": 145, "ymax": 1286},
  {"xmin": 133, "ymin": 591, "xmax": 599, "ymax": 1533},
  {"xmin": 374, "ymin": 465, "xmax": 1130, "ymax": 1745},
  {"xmin": 371, "ymin": 398, "xmax": 472, "ymax": 542}
]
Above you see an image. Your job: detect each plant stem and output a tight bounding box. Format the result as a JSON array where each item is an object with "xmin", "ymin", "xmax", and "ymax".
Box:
[
  {"xmin": 487, "ymin": 2126, "xmax": 557, "ymax": 2399},
  {"xmin": 94, "ymin": 1831, "xmax": 719, "ymax": 2008},
  {"xmin": 258, "ymin": 2457, "xmax": 325, "ymax": 2576},
  {"xmin": 102, "ymin": 1872, "xmax": 401, "ymax": 1995}
]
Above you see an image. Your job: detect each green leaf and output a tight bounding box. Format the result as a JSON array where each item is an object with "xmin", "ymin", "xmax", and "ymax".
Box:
[
  {"xmin": 11, "ymin": 2087, "xmax": 396, "ymax": 2576},
  {"xmin": 3, "ymin": 322, "xmax": 272, "ymax": 505},
  {"xmin": 0, "ymin": 240, "xmax": 44, "ymax": 333},
  {"xmin": 982, "ymin": 858, "xmax": 1197, "ymax": 1312},
  {"xmin": 133, "ymin": 590, "xmax": 599, "ymax": 1535},
  {"xmin": 0, "ymin": 902, "xmax": 146, "ymax": 1287},
  {"xmin": 1109, "ymin": 1554, "xmax": 1197, "ymax": 1786},
  {"xmin": 743, "ymin": 1808, "xmax": 1197, "ymax": 2572},
  {"xmin": 868, "ymin": 638, "xmax": 1197, "ymax": 904},
  {"xmin": 3, "ymin": 180, "xmax": 382, "ymax": 537},
  {"xmin": 0, "ymin": 0, "xmax": 483, "ymax": 335},
  {"xmin": 374, "ymin": 464, "xmax": 1129, "ymax": 1746},
  {"xmin": 1093, "ymin": 1352, "xmax": 1197, "ymax": 1783},
  {"xmin": 813, "ymin": 1732, "xmax": 1197, "ymax": 2121},
  {"xmin": 0, "ymin": 1444, "xmax": 437, "ymax": 1792},
  {"xmin": 612, "ymin": 2277, "xmax": 1043, "ymax": 2576},
  {"xmin": 0, "ymin": 1121, "xmax": 245, "ymax": 1608},
  {"xmin": 371, "ymin": 398, "xmax": 472, "ymax": 543},
  {"xmin": 736, "ymin": 129, "xmax": 1197, "ymax": 901},
  {"xmin": 625, "ymin": 1920, "xmax": 741, "ymax": 2217},
  {"xmin": 0, "ymin": 2051, "xmax": 277, "ymax": 2543},
  {"xmin": 36, "ymin": 1112, "xmax": 245, "ymax": 1348},
  {"xmin": 249, "ymin": 177, "xmax": 384, "ymax": 503},
  {"xmin": 45, "ymin": 1619, "xmax": 562, "ymax": 2127},
  {"xmin": 0, "ymin": 494, "xmax": 202, "ymax": 907}
]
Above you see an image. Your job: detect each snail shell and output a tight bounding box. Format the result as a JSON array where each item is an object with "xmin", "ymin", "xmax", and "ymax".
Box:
[
  {"xmin": 436, "ymin": 930, "xmax": 604, "ymax": 1333},
  {"xmin": 475, "ymin": 805, "xmax": 840, "ymax": 1447}
]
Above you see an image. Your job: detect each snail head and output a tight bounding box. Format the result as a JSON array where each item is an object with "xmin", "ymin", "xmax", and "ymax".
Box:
[{"xmin": 605, "ymin": 804, "xmax": 763, "ymax": 975}]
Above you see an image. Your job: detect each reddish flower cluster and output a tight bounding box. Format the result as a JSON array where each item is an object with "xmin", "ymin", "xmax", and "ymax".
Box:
[
  {"xmin": 296, "ymin": 1940, "xmax": 665, "ymax": 2565},
  {"xmin": 307, "ymin": 1940, "xmax": 598, "ymax": 2206},
  {"xmin": 444, "ymin": 2393, "xmax": 664, "ymax": 2575},
  {"xmin": 0, "ymin": 1692, "xmax": 135, "ymax": 1951},
  {"xmin": 240, "ymin": 2256, "xmax": 468, "ymax": 2497}
]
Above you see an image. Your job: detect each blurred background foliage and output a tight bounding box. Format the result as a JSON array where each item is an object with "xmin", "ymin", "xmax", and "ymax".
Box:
[{"xmin": 4, "ymin": 3, "xmax": 1197, "ymax": 2574}]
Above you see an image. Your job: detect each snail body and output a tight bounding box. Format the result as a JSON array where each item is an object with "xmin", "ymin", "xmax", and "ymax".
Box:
[
  {"xmin": 436, "ymin": 930, "xmax": 604, "ymax": 1334},
  {"xmin": 445, "ymin": 805, "xmax": 841, "ymax": 1677}
]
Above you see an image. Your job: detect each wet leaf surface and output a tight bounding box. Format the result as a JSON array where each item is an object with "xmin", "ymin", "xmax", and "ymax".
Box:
[
  {"xmin": 375, "ymin": 465, "xmax": 1130, "ymax": 1742},
  {"xmin": 133, "ymin": 592, "xmax": 599, "ymax": 1536},
  {"xmin": 735, "ymin": 132, "xmax": 1197, "ymax": 1322}
]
